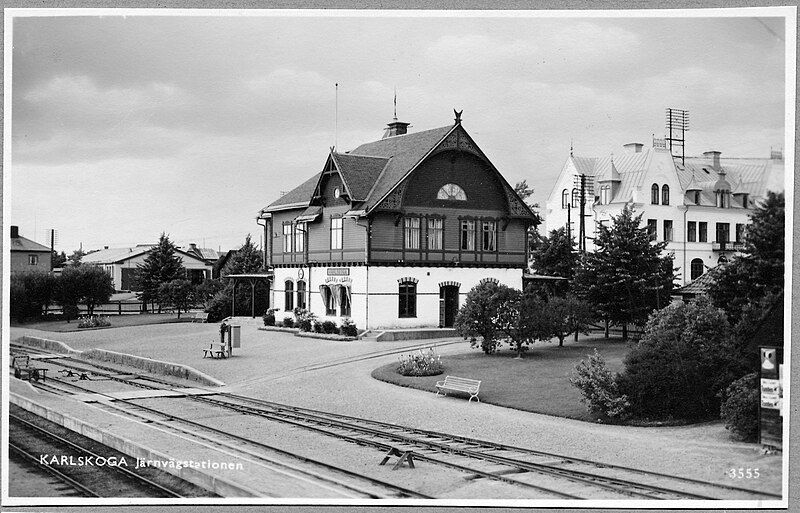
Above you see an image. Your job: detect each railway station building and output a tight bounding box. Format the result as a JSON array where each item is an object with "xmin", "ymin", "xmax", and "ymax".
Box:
[
  {"xmin": 544, "ymin": 140, "xmax": 784, "ymax": 287},
  {"xmin": 258, "ymin": 112, "xmax": 538, "ymax": 330}
]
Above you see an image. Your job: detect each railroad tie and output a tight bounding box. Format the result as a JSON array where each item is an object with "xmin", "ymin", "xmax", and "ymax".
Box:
[{"xmin": 379, "ymin": 447, "xmax": 416, "ymax": 470}]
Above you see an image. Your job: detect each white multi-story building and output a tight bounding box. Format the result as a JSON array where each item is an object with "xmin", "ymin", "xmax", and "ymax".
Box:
[{"xmin": 544, "ymin": 140, "xmax": 784, "ymax": 286}]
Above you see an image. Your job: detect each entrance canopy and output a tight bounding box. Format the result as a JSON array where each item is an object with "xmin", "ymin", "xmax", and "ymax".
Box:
[{"xmin": 227, "ymin": 273, "xmax": 273, "ymax": 318}]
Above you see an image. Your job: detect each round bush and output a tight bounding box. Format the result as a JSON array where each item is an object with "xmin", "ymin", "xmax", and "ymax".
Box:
[
  {"xmin": 720, "ymin": 372, "xmax": 759, "ymax": 442},
  {"xmin": 282, "ymin": 316, "xmax": 295, "ymax": 328}
]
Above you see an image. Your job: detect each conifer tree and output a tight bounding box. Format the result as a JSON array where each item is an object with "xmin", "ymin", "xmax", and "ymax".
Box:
[
  {"xmin": 711, "ymin": 191, "xmax": 784, "ymax": 322},
  {"xmin": 137, "ymin": 233, "xmax": 185, "ymax": 312},
  {"xmin": 572, "ymin": 205, "xmax": 676, "ymax": 339},
  {"xmin": 530, "ymin": 227, "xmax": 577, "ymax": 279}
]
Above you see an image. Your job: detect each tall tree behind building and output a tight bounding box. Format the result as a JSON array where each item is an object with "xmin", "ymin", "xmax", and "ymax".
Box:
[{"xmin": 137, "ymin": 233, "xmax": 186, "ymax": 312}]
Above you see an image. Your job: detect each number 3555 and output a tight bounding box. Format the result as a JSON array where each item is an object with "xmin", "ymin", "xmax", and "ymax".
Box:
[{"xmin": 727, "ymin": 468, "xmax": 759, "ymax": 479}]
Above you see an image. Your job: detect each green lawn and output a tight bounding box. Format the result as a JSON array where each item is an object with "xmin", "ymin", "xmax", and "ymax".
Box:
[
  {"xmin": 371, "ymin": 336, "xmax": 634, "ymax": 422},
  {"xmin": 11, "ymin": 313, "xmax": 195, "ymax": 333}
]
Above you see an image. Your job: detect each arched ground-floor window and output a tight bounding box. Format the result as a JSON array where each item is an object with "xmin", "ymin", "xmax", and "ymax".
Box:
[
  {"xmin": 284, "ymin": 280, "xmax": 294, "ymax": 311},
  {"xmin": 690, "ymin": 258, "xmax": 704, "ymax": 281}
]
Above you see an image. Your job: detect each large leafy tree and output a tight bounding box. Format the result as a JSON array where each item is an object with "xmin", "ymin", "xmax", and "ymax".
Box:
[
  {"xmin": 137, "ymin": 233, "xmax": 186, "ymax": 312},
  {"xmin": 572, "ymin": 205, "xmax": 676, "ymax": 339},
  {"xmin": 454, "ymin": 281, "xmax": 504, "ymax": 354},
  {"xmin": 711, "ymin": 191, "xmax": 784, "ymax": 322},
  {"xmin": 493, "ymin": 287, "xmax": 552, "ymax": 359},
  {"xmin": 57, "ymin": 265, "xmax": 114, "ymax": 317},
  {"xmin": 158, "ymin": 279, "xmax": 195, "ymax": 318},
  {"xmin": 530, "ymin": 227, "xmax": 577, "ymax": 279},
  {"xmin": 545, "ymin": 294, "xmax": 594, "ymax": 346}
]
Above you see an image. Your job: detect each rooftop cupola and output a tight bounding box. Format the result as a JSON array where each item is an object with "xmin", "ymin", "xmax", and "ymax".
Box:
[
  {"xmin": 713, "ymin": 167, "xmax": 731, "ymax": 192},
  {"xmin": 382, "ymin": 89, "xmax": 410, "ymax": 138}
]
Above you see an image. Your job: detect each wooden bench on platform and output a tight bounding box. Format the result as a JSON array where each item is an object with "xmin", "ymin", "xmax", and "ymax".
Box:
[
  {"xmin": 202, "ymin": 343, "xmax": 228, "ymax": 359},
  {"xmin": 192, "ymin": 312, "xmax": 209, "ymax": 323},
  {"xmin": 11, "ymin": 355, "xmax": 49, "ymax": 382},
  {"xmin": 435, "ymin": 375, "xmax": 481, "ymax": 403}
]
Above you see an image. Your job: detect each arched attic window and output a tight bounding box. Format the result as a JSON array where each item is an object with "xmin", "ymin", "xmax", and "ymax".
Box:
[
  {"xmin": 651, "ymin": 183, "xmax": 660, "ymax": 205},
  {"xmin": 437, "ymin": 183, "xmax": 467, "ymax": 201},
  {"xmin": 561, "ymin": 189, "xmax": 569, "ymax": 209},
  {"xmin": 662, "ymin": 184, "xmax": 670, "ymax": 206}
]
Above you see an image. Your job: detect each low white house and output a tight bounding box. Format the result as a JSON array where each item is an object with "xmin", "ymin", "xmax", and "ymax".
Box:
[{"xmin": 82, "ymin": 244, "xmax": 214, "ymax": 292}]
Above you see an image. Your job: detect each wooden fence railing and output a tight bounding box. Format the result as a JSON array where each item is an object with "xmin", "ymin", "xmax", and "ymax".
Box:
[{"xmin": 45, "ymin": 302, "xmax": 203, "ymax": 316}]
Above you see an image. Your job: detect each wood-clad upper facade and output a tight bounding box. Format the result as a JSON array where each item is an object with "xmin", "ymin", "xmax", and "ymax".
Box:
[{"xmin": 260, "ymin": 116, "xmax": 537, "ymax": 269}]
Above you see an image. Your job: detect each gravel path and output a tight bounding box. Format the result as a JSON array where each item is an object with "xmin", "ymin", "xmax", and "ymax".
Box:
[{"xmin": 11, "ymin": 322, "xmax": 783, "ymax": 498}]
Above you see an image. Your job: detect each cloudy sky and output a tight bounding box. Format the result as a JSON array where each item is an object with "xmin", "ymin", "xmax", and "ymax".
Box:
[{"xmin": 9, "ymin": 10, "xmax": 789, "ymax": 255}]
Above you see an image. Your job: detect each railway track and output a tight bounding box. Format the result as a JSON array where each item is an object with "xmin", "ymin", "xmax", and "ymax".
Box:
[
  {"xmin": 12, "ymin": 343, "xmax": 782, "ymax": 500},
  {"xmin": 20, "ymin": 373, "xmax": 431, "ymax": 499},
  {"xmin": 9, "ymin": 410, "xmax": 189, "ymax": 498}
]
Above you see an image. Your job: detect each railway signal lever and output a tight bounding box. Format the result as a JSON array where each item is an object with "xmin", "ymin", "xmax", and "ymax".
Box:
[{"xmin": 379, "ymin": 447, "xmax": 416, "ymax": 470}]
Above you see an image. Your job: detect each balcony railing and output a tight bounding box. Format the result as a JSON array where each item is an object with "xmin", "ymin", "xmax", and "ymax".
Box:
[{"xmin": 712, "ymin": 241, "xmax": 745, "ymax": 252}]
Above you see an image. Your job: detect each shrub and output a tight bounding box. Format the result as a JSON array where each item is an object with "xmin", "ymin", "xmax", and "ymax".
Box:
[
  {"xmin": 321, "ymin": 320, "xmax": 338, "ymax": 334},
  {"xmin": 339, "ymin": 318, "xmax": 358, "ymax": 337},
  {"xmin": 720, "ymin": 373, "xmax": 759, "ymax": 442},
  {"xmin": 77, "ymin": 315, "xmax": 111, "ymax": 329},
  {"xmin": 263, "ymin": 308, "xmax": 277, "ymax": 326},
  {"xmin": 11, "ymin": 271, "xmax": 58, "ymax": 322},
  {"xmin": 294, "ymin": 308, "xmax": 316, "ymax": 332},
  {"xmin": 205, "ymin": 289, "xmax": 232, "ymax": 323},
  {"xmin": 570, "ymin": 349, "xmax": 629, "ymax": 420},
  {"xmin": 617, "ymin": 296, "xmax": 733, "ymax": 420},
  {"xmin": 397, "ymin": 348, "xmax": 444, "ymax": 377},
  {"xmin": 313, "ymin": 321, "xmax": 324, "ymax": 333},
  {"xmin": 282, "ymin": 316, "xmax": 295, "ymax": 328}
]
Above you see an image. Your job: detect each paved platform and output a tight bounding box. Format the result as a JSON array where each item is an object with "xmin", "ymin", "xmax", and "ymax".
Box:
[{"xmin": 8, "ymin": 323, "xmax": 785, "ymax": 502}]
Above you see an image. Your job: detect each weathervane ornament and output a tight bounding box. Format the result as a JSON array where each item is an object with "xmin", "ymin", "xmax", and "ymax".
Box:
[{"xmin": 454, "ymin": 109, "xmax": 463, "ymax": 124}]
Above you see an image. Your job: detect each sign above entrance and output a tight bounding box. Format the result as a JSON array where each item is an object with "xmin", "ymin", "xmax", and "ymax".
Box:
[{"xmin": 327, "ymin": 268, "xmax": 350, "ymax": 276}]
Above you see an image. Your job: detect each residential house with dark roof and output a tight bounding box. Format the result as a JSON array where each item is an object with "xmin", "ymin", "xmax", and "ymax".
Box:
[
  {"xmin": 259, "ymin": 113, "xmax": 538, "ymax": 330},
  {"xmin": 10, "ymin": 225, "xmax": 51, "ymax": 274},
  {"xmin": 545, "ymin": 139, "xmax": 784, "ymax": 286}
]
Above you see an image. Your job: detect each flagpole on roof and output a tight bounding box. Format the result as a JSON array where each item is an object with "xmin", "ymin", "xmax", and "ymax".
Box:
[{"xmin": 335, "ymin": 82, "xmax": 338, "ymax": 151}]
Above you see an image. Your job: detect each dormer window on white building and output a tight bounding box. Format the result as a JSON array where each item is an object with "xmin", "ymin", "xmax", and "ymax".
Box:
[
  {"xmin": 437, "ymin": 183, "xmax": 467, "ymax": 201},
  {"xmin": 651, "ymin": 183, "xmax": 659, "ymax": 205},
  {"xmin": 661, "ymin": 185, "xmax": 670, "ymax": 206},
  {"xmin": 599, "ymin": 185, "xmax": 610, "ymax": 205}
]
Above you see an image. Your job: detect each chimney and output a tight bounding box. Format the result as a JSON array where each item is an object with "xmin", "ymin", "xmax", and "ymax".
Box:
[
  {"xmin": 623, "ymin": 142, "xmax": 644, "ymax": 153},
  {"xmin": 703, "ymin": 150, "xmax": 721, "ymax": 171},
  {"xmin": 104, "ymin": 246, "xmax": 109, "ymax": 249},
  {"xmin": 11, "ymin": 225, "xmax": 19, "ymax": 238},
  {"xmin": 382, "ymin": 119, "xmax": 410, "ymax": 139}
]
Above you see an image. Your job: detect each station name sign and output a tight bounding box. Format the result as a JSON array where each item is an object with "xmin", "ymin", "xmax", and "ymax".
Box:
[{"xmin": 327, "ymin": 268, "xmax": 350, "ymax": 276}]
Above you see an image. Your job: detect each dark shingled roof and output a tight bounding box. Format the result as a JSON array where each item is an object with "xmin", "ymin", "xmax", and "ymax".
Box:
[
  {"xmin": 330, "ymin": 153, "xmax": 389, "ymax": 201},
  {"xmin": 262, "ymin": 125, "xmax": 454, "ymax": 213},
  {"xmin": 675, "ymin": 264, "xmax": 725, "ymax": 296},
  {"xmin": 10, "ymin": 235, "xmax": 51, "ymax": 253},
  {"xmin": 350, "ymin": 125, "xmax": 455, "ymax": 210},
  {"xmin": 263, "ymin": 172, "xmax": 322, "ymax": 211}
]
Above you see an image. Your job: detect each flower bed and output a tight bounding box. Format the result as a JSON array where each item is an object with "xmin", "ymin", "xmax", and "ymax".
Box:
[
  {"xmin": 258, "ymin": 326, "xmax": 299, "ymax": 334},
  {"xmin": 294, "ymin": 331, "xmax": 358, "ymax": 342}
]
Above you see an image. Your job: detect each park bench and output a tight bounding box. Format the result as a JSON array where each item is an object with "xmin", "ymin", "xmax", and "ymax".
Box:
[
  {"xmin": 192, "ymin": 312, "xmax": 209, "ymax": 323},
  {"xmin": 435, "ymin": 376, "xmax": 481, "ymax": 403},
  {"xmin": 11, "ymin": 355, "xmax": 48, "ymax": 382},
  {"xmin": 202, "ymin": 343, "xmax": 228, "ymax": 359}
]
